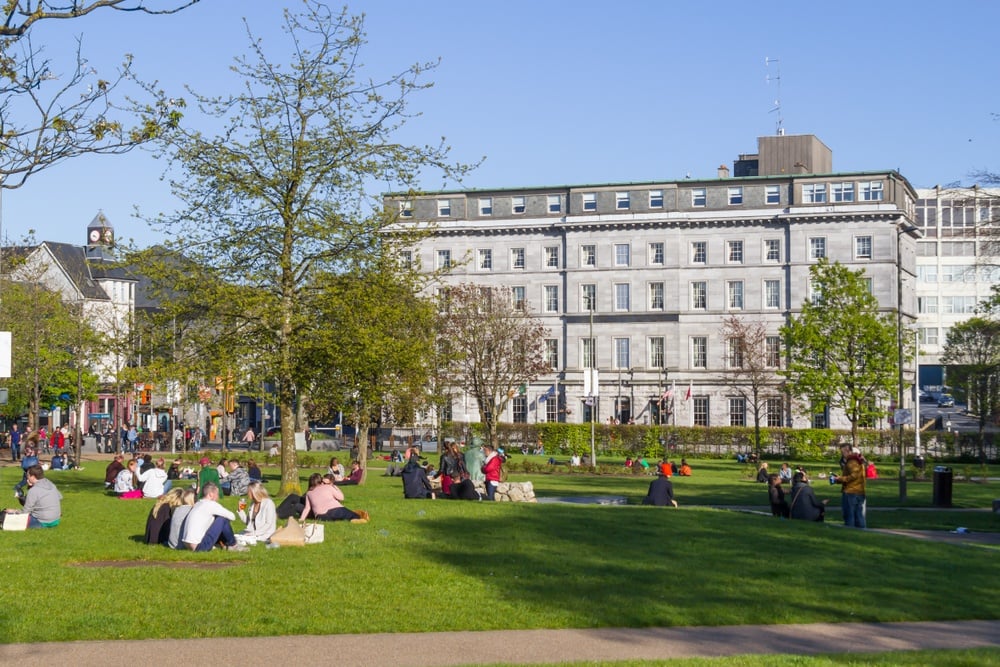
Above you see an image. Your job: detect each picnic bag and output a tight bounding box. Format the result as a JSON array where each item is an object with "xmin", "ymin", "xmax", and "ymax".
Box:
[
  {"xmin": 269, "ymin": 517, "xmax": 306, "ymax": 546},
  {"xmin": 303, "ymin": 522, "xmax": 324, "ymax": 544}
]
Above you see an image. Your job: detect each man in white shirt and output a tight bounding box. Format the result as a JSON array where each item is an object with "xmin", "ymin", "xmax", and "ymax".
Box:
[{"xmin": 181, "ymin": 482, "xmax": 245, "ymax": 551}]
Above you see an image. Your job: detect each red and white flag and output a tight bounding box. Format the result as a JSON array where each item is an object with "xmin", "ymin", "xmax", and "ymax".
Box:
[{"xmin": 685, "ymin": 381, "xmax": 692, "ymax": 401}]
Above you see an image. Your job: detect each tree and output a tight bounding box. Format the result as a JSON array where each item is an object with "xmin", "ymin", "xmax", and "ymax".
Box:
[
  {"xmin": 720, "ymin": 315, "xmax": 782, "ymax": 456},
  {"xmin": 438, "ymin": 284, "xmax": 551, "ymax": 450},
  {"xmin": 940, "ymin": 316, "xmax": 1000, "ymax": 449},
  {"xmin": 0, "ymin": 1, "xmax": 195, "ymax": 191},
  {"xmin": 135, "ymin": 2, "xmax": 470, "ymax": 494},
  {"xmin": 780, "ymin": 259, "xmax": 899, "ymax": 448}
]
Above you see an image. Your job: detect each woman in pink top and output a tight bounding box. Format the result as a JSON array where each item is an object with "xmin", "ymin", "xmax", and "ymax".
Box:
[{"xmin": 299, "ymin": 474, "xmax": 368, "ymax": 523}]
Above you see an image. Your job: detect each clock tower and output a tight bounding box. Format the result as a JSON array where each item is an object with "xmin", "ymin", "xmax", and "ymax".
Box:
[{"xmin": 86, "ymin": 211, "xmax": 114, "ymax": 248}]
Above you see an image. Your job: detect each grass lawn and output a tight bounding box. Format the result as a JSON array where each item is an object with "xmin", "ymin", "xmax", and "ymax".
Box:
[{"xmin": 0, "ymin": 457, "xmax": 997, "ymax": 644}]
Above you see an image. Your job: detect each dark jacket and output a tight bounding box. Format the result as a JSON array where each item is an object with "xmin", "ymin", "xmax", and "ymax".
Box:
[
  {"xmin": 641, "ymin": 476, "xmax": 675, "ymax": 506},
  {"xmin": 789, "ymin": 482, "xmax": 826, "ymax": 522},
  {"xmin": 401, "ymin": 462, "xmax": 433, "ymax": 499}
]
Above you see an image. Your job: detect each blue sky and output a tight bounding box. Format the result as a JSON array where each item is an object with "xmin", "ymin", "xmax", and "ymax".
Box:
[{"xmin": 3, "ymin": 0, "xmax": 999, "ymax": 248}]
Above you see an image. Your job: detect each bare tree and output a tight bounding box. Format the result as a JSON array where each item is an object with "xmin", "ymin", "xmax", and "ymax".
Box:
[
  {"xmin": 438, "ymin": 284, "xmax": 551, "ymax": 449},
  {"xmin": 720, "ymin": 315, "xmax": 782, "ymax": 456}
]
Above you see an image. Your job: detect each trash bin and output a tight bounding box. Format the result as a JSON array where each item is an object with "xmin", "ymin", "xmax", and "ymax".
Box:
[
  {"xmin": 83, "ymin": 436, "xmax": 96, "ymax": 451},
  {"xmin": 932, "ymin": 465, "xmax": 953, "ymax": 507}
]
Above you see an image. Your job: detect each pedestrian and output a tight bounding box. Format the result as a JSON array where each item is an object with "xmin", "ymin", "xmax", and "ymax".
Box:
[
  {"xmin": 833, "ymin": 444, "xmax": 867, "ymax": 528},
  {"xmin": 304, "ymin": 427, "xmax": 312, "ymax": 452},
  {"xmin": 481, "ymin": 444, "xmax": 502, "ymax": 501},
  {"xmin": 9, "ymin": 423, "xmax": 21, "ymax": 462}
]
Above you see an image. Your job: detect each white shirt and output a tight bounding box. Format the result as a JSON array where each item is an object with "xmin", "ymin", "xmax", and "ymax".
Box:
[
  {"xmin": 182, "ymin": 498, "xmax": 235, "ymax": 547},
  {"xmin": 114, "ymin": 468, "xmax": 135, "ymax": 493},
  {"xmin": 139, "ymin": 467, "xmax": 168, "ymax": 498}
]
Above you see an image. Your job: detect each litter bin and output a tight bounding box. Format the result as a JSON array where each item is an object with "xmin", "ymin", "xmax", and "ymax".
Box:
[
  {"xmin": 932, "ymin": 465, "xmax": 953, "ymax": 507},
  {"xmin": 83, "ymin": 435, "xmax": 96, "ymax": 451}
]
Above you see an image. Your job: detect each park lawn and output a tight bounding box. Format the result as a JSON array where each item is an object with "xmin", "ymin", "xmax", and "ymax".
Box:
[{"xmin": 0, "ymin": 462, "xmax": 997, "ymax": 643}]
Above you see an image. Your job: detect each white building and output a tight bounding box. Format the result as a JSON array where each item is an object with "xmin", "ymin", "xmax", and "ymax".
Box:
[{"xmin": 391, "ymin": 134, "xmax": 920, "ymax": 430}]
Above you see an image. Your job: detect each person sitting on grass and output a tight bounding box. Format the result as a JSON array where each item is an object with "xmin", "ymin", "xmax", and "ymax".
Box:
[
  {"xmin": 756, "ymin": 461, "xmax": 770, "ymax": 483},
  {"xmin": 449, "ymin": 471, "xmax": 481, "ymax": 500},
  {"xmin": 402, "ymin": 458, "xmax": 435, "ymax": 499},
  {"xmin": 779, "ymin": 462, "xmax": 793, "ymax": 484},
  {"xmin": 327, "ymin": 456, "xmax": 346, "ymax": 482},
  {"xmin": 115, "ymin": 459, "xmax": 143, "ymax": 499},
  {"xmin": 768, "ymin": 473, "xmax": 789, "ymax": 518},
  {"xmin": 678, "ymin": 459, "xmax": 692, "ymax": 476},
  {"xmin": 182, "ymin": 482, "xmax": 246, "ymax": 552},
  {"xmin": 247, "ymin": 459, "xmax": 263, "ymax": 483},
  {"xmin": 9, "ymin": 465, "xmax": 61, "ymax": 528},
  {"xmin": 789, "ymin": 471, "xmax": 828, "ymax": 522},
  {"xmin": 238, "ymin": 481, "xmax": 277, "ymax": 542},
  {"xmin": 139, "ymin": 458, "xmax": 170, "ymax": 499},
  {"xmin": 167, "ymin": 488, "xmax": 197, "ymax": 549},
  {"xmin": 226, "ymin": 459, "xmax": 251, "ymax": 497},
  {"xmin": 145, "ymin": 487, "xmax": 189, "ymax": 545},
  {"xmin": 300, "ymin": 473, "xmax": 368, "ymax": 524},
  {"xmin": 334, "ymin": 460, "xmax": 363, "ymax": 486},
  {"xmin": 641, "ymin": 468, "xmax": 678, "ymax": 507},
  {"xmin": 50, "ymin": 451, "xmax": 68, "ymax": 471},
  {"xmin": 197, "ymin": 456, "xmax": 220, "ymax": 498}
]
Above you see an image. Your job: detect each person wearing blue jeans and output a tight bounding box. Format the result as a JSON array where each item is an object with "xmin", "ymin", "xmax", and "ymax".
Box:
[
  {"xmin": 834, "ymin": 444, "xmax": 867, "ymax": 528},
  {"xmin": 181, "ymin": 482, "xmax": 246, "ymax": 551}
]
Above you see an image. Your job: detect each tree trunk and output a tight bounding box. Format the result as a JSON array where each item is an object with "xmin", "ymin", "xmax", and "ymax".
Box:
[{"xmin": 278, "ymin": 393, "xmax": 300, "ymax": 496}]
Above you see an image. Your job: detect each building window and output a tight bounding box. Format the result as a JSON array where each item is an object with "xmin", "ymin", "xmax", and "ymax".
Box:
[
  {"xmin": 477, "ymin": 248, "xmax": 492, "ymax": 270},
  {"xmin": 545, "ymin": 246, "xmax": 559, "ymax": 268},
  {"xmin": 729, "ymin": 397, "xmax": 746, "ymax": 427},
  {"xmin": 511, "ymin": 247, "xmax": 525, "ymax": 269},
  {"xmin": 437, "ymin": 199, "xmax": 451, "ymax": 216},
  {"xmin": 545, "ymin": 339, "xmax": 559, "ymax": 369},
  {"xmin": 861, "ymin": 181, "xmax": 884, "ymax": 201},
  {"xmin": 649, "ymin": 282, "xmax": 664, "ymax": 310},
  {"xmin": 691, "ymin": 336, "xmax": 707, "ymax": 369},
  {"xmin": 547, "ymin": 194, "xmax": 561, "ymax": 213},
  {"xmin": 546, "ymin": 396, "xmax": 559, "ymax": 422},
  {"xmin": 766, "ymin": 185, "xmax": 781, "ymax": 204},
  {"xmin": 941, "ymin": 265, "xmax": 974, "ymax": 282},
  {"xmin": 581, "ymin": 244, "xmax": 596, "ymax": 267},
  {"xmin": 582, "ymin": 338, "xmax": 596, "ymax": 368},
  {"xmin": 765, "ymin": 239, "xmax": 781, "ymax": 262},
  {"xmin": 691, "ymin": 241, "xmax": 706, "ymax": 264},
  {"xmin": 436, "ymin": 249, "xmax": 451, "ymax": 269},
  {"xmin": 399, "ymin": 201, "xmax": 413, "ymax": 218},
  {"xmin": 727, "ymin": 337, "xmax": 744, "ymax": 368},
  {"xmin": 764, "ymin": 279, "xmax": 780, "ymax": 309},
  {"xmin": 649, "ymin": 189, "xmax": 664, "ymax": 208},
  {"xmin": 916, "ymin": 241, "xmax": 937, "ymax": 257},
  {"xmin": 833, "ymin": 182, "xmax": 855, "ymax": 202},
  {"xmin": 613, "ymin": 338, "xmax": 630, "ymax": 369},
  {"xmin": 649, "ymin": 242, "xmax": 664, "ymax": 265},
  {"xmin": 691, "ymin": 281, "xmax": 707, "ymax": 310},
  {"xmin": 728, "ymin": 186, "xmax": 743, "ymax": 205},
  {"xmin": 766, "ymin": 335, "xmax": 782, "ymax": 367},
  {"xmin": 812, "ymin": 406, "xmax": 828, "ymax": 429},
  {"xmin": 616, "ymin": 191, "xmax": 630, "ymax": 210},
  {"xmin": 809, "ymin": 237, "xmax": 826, "ymax": 260},
  {"xmin": 855, "ymin": 236, "xmax": 872, "ymax": 260},
  {"xmin": 614, "ymin": 243, "xmax": 630, "ymax": 266},
  {"xmin": 727, "ymin": 240, "xmax": 743, "ymax": 264},
  {"xmin": 512, "ymin": 396, "xmax": 527, "ymax": 423},
  {"xmin": 512, "ymin": 195, "xmax": 526, "ymax": 214},
  {"xmin": 511, "ymin": 286, "xmax": 526, "ymax": 310},
  {"xmin": 544, "ymin": 285, "xmax": 559, "ymax": 312},
  {"xmin": 803, "ymin": 184, "xmax": 827, "ymax": 203},
  {"xmin": 766, "ymin": 398, "xmax": 783, "ymax": 427},
  {"xmin": 917, "ymin": 296, "xmax": 938, "ymax": 314},
  {"xmin": 648, "ymin": 337, "xmax": 664, "ymax": 369},
  {"xmin": 582, "ymin": 192, "xmax": 597, "ymax": 211},
  {"xmin": 478, "ymin": 197, "xmax": 493, "ymax": 216},
  {"xmin": 727, "ymin": 280, "xmax": 744, "ymax": 310},
  {"xmin": 582, "ymin": 284, "xmax": 596, "ymax": 312},
  {"xmin": 941, "ymin": 241, "xmax": 975, "ymax": 256},
  {"xmin": 693, "ymin": 396, "xmax": 709, "ymax": 426},
  {"xmin": 614, "ymin": 283, "xmax": 630, "ymax": 311},
  {"xmin": 917, "ymin": 266, "xmax": 937, "ymax": 283},
  {"xmin": 919, "ymin": 327, "xmax": 939, "ymax": 345},
  {"xmin": 398, "ymin": 249, "xmax": 412, "ymax": 269},
  {"xmin": 691, "ymin": 188, "xmax": 706, "ymax": 207}
]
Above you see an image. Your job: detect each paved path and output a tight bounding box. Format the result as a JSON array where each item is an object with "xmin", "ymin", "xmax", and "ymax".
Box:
[{"xmin": 2, "ymin": 620, "xmax": 998, "ymax": 666}]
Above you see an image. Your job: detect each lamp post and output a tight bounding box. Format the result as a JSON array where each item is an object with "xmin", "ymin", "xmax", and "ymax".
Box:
[{"xmin": 897, "ymin": 223, "xmax": 919, "ymax": 502}]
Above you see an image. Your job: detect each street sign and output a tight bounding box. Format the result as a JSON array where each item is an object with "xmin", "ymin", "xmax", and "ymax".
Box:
[
  {"xmin": 89, "ymin": 413, "xmax": 111, "ymax": 419},
  {"xmin": 894, "ymin": 408, "xmax": 912, "ymax": 426}
]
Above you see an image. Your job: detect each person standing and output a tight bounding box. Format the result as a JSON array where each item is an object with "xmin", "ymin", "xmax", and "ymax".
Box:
[
  {"xmin": 304, "ymin": 427, "xmax": 312, "ymax": 452},
  {"xmin": 9, "ymin": 424, "xmax": 21, "ymax": 462},
  {"xmin": 191, "ymin": 427, "xmax": 203, "ymax": 452},
  {"xmin": 834, "ymin": 444, "xmax": 867, "ymax": 528},
  {"xmin": 241, "ymin": 427, "xmax": 256, "ymax": 449},
  {"xmin": 481, "ymin": 444, "xmax": 502, "ymax": 501}
]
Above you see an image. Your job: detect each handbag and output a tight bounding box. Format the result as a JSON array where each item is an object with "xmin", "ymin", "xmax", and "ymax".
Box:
[
  {"xmin": 303, "ymin": 522, "xmax": 324, "ymax": 544},
  {"xmin": 269, "ymin": 517, "xmax": 306, "ymax": 546}
]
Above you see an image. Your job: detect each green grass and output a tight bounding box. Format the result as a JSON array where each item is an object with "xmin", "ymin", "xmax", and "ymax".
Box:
[{"xmin": 0, "ymin": 458, "xmax": 997, "ymax": 644}]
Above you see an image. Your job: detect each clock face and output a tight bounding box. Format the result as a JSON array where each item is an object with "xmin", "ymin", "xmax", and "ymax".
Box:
[
  {"xmin": 102, "ymin": 228, "xmax": 113, "ymax": 244},
  {"xmin": 89, "ymin": 229, "xmax": 100, "ymax": 242}
]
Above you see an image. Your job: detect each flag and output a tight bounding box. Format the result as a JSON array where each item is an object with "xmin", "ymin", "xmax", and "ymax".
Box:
[
  {"xmin": 540, "ymin": 385, "xmax": 555, "ymax": 400},
  {"xmin": 670, "ymin": 380, "xmax": 676, "ymax": 400},
  {"xmin": 685, "ymin": 381, "xmax": 692, "ymax": 401}
]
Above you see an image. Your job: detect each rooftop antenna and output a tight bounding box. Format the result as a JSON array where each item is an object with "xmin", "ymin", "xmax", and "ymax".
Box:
[{"xmin": 765, "ymin": 56, "xmax": 784, "ymax": 136}]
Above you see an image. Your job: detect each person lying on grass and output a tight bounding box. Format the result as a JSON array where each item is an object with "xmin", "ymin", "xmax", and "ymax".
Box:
[{"xmin": 300, "ymin": 473, "xmax": 368, "ymax": 524}]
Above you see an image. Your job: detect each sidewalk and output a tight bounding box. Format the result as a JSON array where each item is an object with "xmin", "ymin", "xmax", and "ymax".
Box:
[{"xmin": 1, "ymin": 620, "xmax": 998, "ymax": 666}]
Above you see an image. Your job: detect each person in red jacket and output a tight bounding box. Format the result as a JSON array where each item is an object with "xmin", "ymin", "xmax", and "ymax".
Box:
[{"xmin": 481, "ymin": 444, "xmax": 503, "ymax": 501}]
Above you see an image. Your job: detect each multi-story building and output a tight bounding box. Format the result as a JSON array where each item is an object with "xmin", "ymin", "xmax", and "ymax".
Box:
[
  {"xmin": 390, "ymin": 134, "xmax": 921, "ymax": 430},
  {"xmin": 913, "ymin": 186, "xmax": 1000, "ymax": 389}
]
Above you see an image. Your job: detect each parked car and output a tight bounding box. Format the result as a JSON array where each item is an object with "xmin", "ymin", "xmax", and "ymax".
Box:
[{"xmin": 937, "ymin": 394, "xmax": 955, "ymax": 407}]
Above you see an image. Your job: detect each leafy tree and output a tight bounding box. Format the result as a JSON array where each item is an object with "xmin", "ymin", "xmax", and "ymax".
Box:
[
  {"xmin": 780, "ymin": 259, "xmax": 899, "ymax": 449},
  {"xmin": 0, "ymin": 1, "xmax": 195, "ymax": 190},
  {"xmin": 438, "ymin": 283, "xmax": 551, "ymax": 450},
  {"xmin": 134, "ymin": 2, "xmax": 470, "ymax": 494},
  {"xmin": 720, "ymin": 315, "xmax": 782, "ymax": 456},
  {"xmin": 940, "ymin": 316, "xmax": 1000, "ymax": 449}
]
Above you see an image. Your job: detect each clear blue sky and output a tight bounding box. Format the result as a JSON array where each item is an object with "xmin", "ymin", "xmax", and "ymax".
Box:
[{"xmin": 3, "ymin": 0, "xmax": 999, "ymax": 248}]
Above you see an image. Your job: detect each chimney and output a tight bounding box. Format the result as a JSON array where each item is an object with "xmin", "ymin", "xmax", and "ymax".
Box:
[{"xmin": 717, "ymin": 164, "xmax": 730, "ymax": 178}]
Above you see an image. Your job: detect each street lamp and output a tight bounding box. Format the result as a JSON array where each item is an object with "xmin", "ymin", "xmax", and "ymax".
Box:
[{"xmin": 897, "ymin": 223, "xmax": 920, "ymax": 502}]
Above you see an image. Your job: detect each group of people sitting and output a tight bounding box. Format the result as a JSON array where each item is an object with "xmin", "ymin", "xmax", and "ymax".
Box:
[
  {"xmin": 397, "ymin": 441, "xmax": 504, "ymax": 501},
  {"xmin": 106, "ymin": 454, "xmax": 264, "ymax": 500},
  {"xmin": 767, "ymin": 466, "xmax": 829, "ymax": 521}
]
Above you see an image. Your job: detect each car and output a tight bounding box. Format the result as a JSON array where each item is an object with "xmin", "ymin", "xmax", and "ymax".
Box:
[
  {"xmin": 919, "ymin": 391, "xmax": 936, "ymax": 403},
  {"xmin": 937, "ymin": 394, "xmax": 955, "ymax": 407}
]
